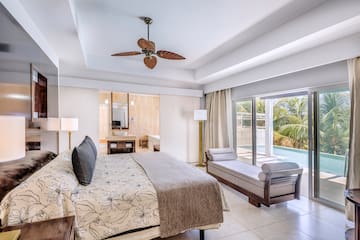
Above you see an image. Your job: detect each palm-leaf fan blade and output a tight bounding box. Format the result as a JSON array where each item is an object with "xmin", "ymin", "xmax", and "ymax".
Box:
[
  {"xmin": 111, "ymin": 51, "xmax": 142, "ymax": 56},
  {"xmin": 137, "ymin": 38, "xmax": 155, "ymax": 52},
  {"xmin": 137, "ymin": 38, "xmax": 148, "ymax": 49},
  {"xmin": 144, "ymin": 56, "xmax": 157, "ymax": 69},
  {"xmin": 156, "ymin": 50, "xmax": 185, "ymax": 60}
]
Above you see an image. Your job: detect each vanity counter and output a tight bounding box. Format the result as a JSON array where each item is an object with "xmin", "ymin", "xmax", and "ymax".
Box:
[{"xmin": 106, "ymin": 135, "xmax": 136, "ymax": 154}]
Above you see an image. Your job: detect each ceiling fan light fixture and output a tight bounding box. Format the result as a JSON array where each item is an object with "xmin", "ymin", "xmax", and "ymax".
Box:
[{"xmin": 111, "ymin": 17, "xmax": 185, "ymax": 69}]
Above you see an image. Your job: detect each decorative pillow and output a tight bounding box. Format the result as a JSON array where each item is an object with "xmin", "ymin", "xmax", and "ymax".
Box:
[
  {"xmin": 261, "ymin": 162, "xmax": 300, "ymax": 173},
  {"xmin": 207, "ymin": 148, "xmax": 237, "ymax": 161},
  {"xmin": 72, "ymin": 140, "xmax": 96, "ymax": 186},
  {"xmin": 84, "ymin": 136, "xmax": 97, "ymax": 157}
]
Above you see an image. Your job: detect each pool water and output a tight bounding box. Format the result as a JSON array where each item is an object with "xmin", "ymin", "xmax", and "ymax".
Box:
[{"xmin": 255, "ymin": 146, "xmax": 346, "ymax": 176}]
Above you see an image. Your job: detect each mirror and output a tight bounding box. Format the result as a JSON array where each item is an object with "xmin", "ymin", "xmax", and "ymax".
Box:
[
  {"xmin": 31, "ymin": 64, "xmax": 48, "ymax": 119},
  {"xmin": 111, "ymin": 92, "xmax": 129, "ymax": 129}
]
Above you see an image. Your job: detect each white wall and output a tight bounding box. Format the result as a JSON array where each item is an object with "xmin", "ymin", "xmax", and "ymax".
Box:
[
  {"xmin": 59, "ymin": 86, "xmax": 99, "ymax": 152},
  {"xmin": 231, "ymin": 61, "xmax": 348, "ymax": 100},
  {"xmin": 160, "ymin": 95, "xmax": 200, "ymax": 163}
]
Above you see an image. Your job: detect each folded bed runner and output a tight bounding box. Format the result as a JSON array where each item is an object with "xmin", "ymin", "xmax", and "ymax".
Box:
[{"xmin": 133, "ymin": 152, "xmax": 223, "ymax": 238}]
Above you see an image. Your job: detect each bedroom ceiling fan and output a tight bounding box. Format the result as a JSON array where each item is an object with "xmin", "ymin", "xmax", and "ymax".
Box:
[{"xmin": 111, "ymin": 17, "xmax": 185, "ymax": 69}]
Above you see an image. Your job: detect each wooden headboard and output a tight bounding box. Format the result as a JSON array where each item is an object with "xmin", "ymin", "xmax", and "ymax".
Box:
[{"xmin": 0, "ymin": 151, "xmax": 57, "ymax": 201}]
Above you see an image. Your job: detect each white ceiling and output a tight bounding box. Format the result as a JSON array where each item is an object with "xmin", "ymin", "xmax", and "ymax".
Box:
[
  {"xmin": 11, "ymin": 0, "xmax": 360, "ymax": 90},
  {"xmin": 0, "ymin": 3, "xmax": 57, "ymax": 82},
  {"xmin": 73, "ymin": 0, "xmax": 293, "ymax": 67}
]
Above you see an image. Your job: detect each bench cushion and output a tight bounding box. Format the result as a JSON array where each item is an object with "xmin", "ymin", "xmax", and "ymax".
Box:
[{"xmin": 208, "ymin": 160, "xmax": 295, "ymax": 198}]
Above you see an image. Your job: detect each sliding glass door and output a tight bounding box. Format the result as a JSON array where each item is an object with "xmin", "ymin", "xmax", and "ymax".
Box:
[
  {"xmin": 234, "ymin": 88, "xmax": 350, "ymax": 205},
  {"xmin": 235, "ymin": 94, "xmax": 310, "ymax": 196},
  {"xmin": 314, "ymin": 89, "xmax": 350, "ymax": 206},
  {"xmin": 235, "ymin": 100, "xmax": 253, "ymax": 164}
]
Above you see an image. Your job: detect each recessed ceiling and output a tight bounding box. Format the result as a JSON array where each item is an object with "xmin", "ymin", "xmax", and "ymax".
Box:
[
  {"xmin": 16, "ymin": 0, "xmax": 360, "ymax": 88},
  {"xmin": 70, "ymin": 0, "xmax": 302, "ymax": 81}
]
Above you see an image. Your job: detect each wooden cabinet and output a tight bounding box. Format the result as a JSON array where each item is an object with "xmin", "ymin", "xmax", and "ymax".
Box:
[
  {"xmin": 26, "ymin": 128, "xmax": 41, "ymax": 151},
  {"xmin": 107, "ymin": 136, "xmax": 136, "ymax": 154},
  {"xmin": 0, "ymin": 216, "xmax": 75, "ymax": 240}
]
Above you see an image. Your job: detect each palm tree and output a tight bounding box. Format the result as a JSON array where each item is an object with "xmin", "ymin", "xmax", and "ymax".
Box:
[
  {"xmin": 319, "ymin": 92, "xmax": 350, "ymax": 155},
  {"xmin": 273, "ymin": 97, "xmax": 308, "ymax": 149},
  {"xmin": 272, "ymin": 93, "xmax": 350, "ymax": 154}
]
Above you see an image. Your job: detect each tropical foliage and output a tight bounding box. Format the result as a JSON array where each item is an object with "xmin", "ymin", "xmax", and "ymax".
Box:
[
  {"xmin": 271, "ymin": 92, "xmax": 350, "ymax": 155},
  {"xmin": 319, "ymin": 92, "xmax": 350, "ymax": 155},
  {"xmin": 237, "ymin": 92, "xmax": 350, "ymax": 155},
  {"xmin": 272, "ymin": 97, "xmax": 309, "ymax": 149}
]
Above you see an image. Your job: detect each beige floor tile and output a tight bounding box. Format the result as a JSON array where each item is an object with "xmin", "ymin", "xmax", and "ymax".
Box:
[
  {"xmin": 204, "ymin": 216, "xmax": 248, "ymax": 240},
  {"xmin": 221, "ymin": 231, "xmax": 262, "ymax": 240},
  {"xmin": 229, "ymin": 206, "xmax": 283, "ymax": 230},
  {"xmin": 287, "ymin": 196, "xmax": 327, "ymax": 213},
  {"xmin": 253, "ymin": 220, "xmax": 312, "ymax": 240},
  {"xmin": 310, "ymin": 206, "xmax": 346, "ymax": 229},
  {"xmin": 290, "ymin": 214, "xmax": 346, "ymax": 240},
  {"xmin": 263, "ymin": 203, "xmax": 308, "ymax": 220}
]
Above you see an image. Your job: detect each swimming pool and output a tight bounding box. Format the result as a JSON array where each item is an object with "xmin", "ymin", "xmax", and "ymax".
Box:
[{"xmin": 244, "ymin": 145, "xmax": 346, "ymax": 176}]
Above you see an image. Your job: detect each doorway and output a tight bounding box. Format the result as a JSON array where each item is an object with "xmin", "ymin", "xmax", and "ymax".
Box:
[
  {"xmin": 234, "ymin": 88, "xmax": 351, "ymax": 206},
  {"xmin": 313, "ymin": 89, "xmax": 350, "ymax": 206},
  {"xmin": 235, "ymin": 93, "xmax": 310, "ymax": 196}
]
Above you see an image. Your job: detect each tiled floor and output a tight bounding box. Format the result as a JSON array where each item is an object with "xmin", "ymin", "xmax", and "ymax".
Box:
[{"xmin": 161, "ymin": 184, "xmax": 348, "ymax": 240}]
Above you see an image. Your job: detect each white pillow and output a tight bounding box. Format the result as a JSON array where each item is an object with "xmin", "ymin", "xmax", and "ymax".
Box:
[
  {"xmin": 261, "ymin": 162, "xmax": 300, "ymax": 173},
  {"xmin": 207, "ymin": 148, "xmax": 237, "ymax": 161}
]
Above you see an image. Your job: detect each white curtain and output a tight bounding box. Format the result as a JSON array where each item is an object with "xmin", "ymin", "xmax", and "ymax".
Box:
[
  {"xmin": 205, "ymin": 89, "xmax": 233, "ymax": 150},
  {"xmin": 346, "ymin": 57, "xmax": 360, "ymax": 221}
]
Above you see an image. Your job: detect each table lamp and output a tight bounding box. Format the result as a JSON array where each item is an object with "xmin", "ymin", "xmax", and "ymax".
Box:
[
  {"xmin": 45, "ymin": 118, "xmax": 60, "ymax": 153},
  {"xmin": 61, "ymin": 118, "xmax": 78, "ymax": 150},
  {"xmin": 0, "ymin": 116, "xmax": 25, "ymax": 162},
  {"xmin": 194, "ymin": 110, "xmax": 207, "ymax": 166}
]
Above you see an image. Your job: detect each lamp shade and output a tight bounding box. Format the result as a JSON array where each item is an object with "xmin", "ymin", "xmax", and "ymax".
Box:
[
  {"xmin": 194, "ymin": 110, "xmax": 207, "ymax": 121},
  {"xmin": 45, "ymin": 118, "xmax": 60, "ymax": 131},
  {"xmin": 61, "ymin": 118, "xmax": 78, "ymax": 131},
  {"xmin": 0, "ymin": 116, "xmax": 25, "ymax": 162}
]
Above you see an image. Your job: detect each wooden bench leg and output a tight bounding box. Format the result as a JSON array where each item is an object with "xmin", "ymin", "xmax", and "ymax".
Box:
[{"xmin": 248, "ymin": 197, "xmax": 261, "ymax": 207}]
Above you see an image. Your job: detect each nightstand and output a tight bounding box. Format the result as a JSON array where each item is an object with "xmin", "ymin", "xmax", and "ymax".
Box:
[{"xmin": 0, "ymin": 216, "xmax": 75, "ymax": 240}]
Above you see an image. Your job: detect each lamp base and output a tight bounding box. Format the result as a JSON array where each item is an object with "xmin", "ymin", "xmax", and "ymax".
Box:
[
  {"xmin": 68, "ymin": 131, "xmax": 72, "ymax": 150},
  {"xmin": 197, "ymin": 121, "xmax": 205, "ymax": 167}
]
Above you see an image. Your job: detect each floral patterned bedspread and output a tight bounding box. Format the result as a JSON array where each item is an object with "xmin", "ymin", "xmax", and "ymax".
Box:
[{"xmin": 0, "ymin": 152, "xmax": 160, "ymax": 240}]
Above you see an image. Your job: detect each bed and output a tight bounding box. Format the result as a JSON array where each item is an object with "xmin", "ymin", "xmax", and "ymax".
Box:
[{"xmin": 0, "ymin": 151, "xmax": 224, "ymax": 240}]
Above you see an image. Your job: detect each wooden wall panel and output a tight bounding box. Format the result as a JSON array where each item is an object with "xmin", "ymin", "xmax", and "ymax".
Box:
[{"xmin": 128, "ymin": 94, "xmax": 160, "ymax": 138}]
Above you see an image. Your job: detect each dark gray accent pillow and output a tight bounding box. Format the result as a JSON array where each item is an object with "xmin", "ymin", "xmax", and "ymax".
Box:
[
  {"xmin": 84, "ymin": 136, "xmax": 97, "ymax": 157},
  {"xmin": 72, "ymin": 140, "xmax": 96, "ymax": 186}
]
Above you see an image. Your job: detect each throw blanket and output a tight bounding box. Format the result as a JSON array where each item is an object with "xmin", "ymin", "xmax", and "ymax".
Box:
[{"xmin": 133, "ymin": 152, "xmax": 224, "ymax": 238}]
